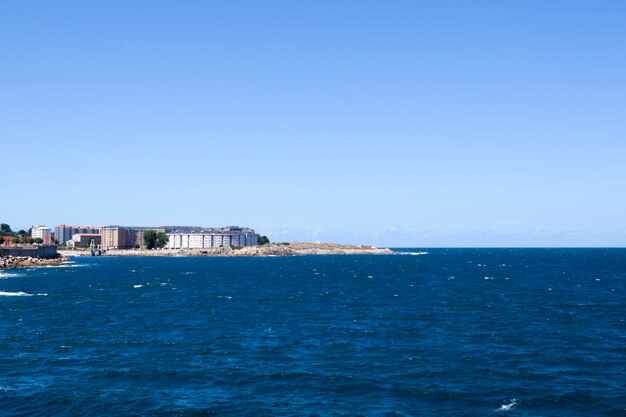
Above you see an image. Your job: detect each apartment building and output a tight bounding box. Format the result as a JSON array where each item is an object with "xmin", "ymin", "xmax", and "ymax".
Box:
[
  {"xmin": 101, "ymin": 226, "xmax": 166, "ymax": 249},
  {"xmin": 31, "ymin": 225, "xmax": 52, "ymax": 245},
  {"xmin": 55, "ymin": 224, "xmax": 101, "ymax": 245},
  {"xmin": 166, "ymin": 226, "xmax": 259, "ymax": 249}
]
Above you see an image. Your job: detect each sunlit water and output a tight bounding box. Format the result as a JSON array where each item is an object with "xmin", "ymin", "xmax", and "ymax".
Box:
[{"xmin": 1, "ymin": 249, "xmax": 625, "ymax": 416}]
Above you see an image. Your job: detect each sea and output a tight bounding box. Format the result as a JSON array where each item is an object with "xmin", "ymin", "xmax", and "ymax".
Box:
[{"xmin": 0, "ymin": 249, "xmax": 624, "ymax": 416}]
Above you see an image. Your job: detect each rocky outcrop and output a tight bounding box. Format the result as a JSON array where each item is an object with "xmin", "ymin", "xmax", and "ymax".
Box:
[
  {"xmin": 227, "ymin": 244, "xmax": 395, "ymax": 256},
  {"xmin": 180, "ymin": 246, "xmax": 300, "ymax": 257},
  {"xmin": 0, "ymin": 255, "xmax": 71, "ymax": 269}
]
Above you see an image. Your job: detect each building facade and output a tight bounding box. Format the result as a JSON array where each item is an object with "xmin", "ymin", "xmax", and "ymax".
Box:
[
  {"xmin": 55, "ymin": 225, "xmax": 101, "ymax": 245},
  {"xmin": 166, "ymin": 226, "xmax": 259, "ymax": 249},
  {"xmin": 31, "ymin": 225, "xmax": 52, "ymax": 245},
  {"xmin": 101, "ymin": 226, "xmax": 166, "ymax": 249},
  {"xmin": 67, "ymin": 233, "xmax": 101, "ymax": 248}
]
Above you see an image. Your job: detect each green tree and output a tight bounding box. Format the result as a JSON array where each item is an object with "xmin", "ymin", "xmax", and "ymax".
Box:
[
  {"xmin": 0, "ymin": 223, "xmax": 12, "ymax": 234},
  {"xmin": 32, "ymin": 237, "xmax": 44, "ymax": 244},
  {"xmin": 143, "ymin": 230, "xmax": 157, "ymax": 249},
  {"xmin": 143, "ymin": 231, "xmax": 168, "ymax": 249},
  {"xmin": 258, "ymin": 235, "xmax": 270, "ymax": 245},
  {"xmin": 155, "ymin": 232, "xmax": 169, "ymax": 249}
]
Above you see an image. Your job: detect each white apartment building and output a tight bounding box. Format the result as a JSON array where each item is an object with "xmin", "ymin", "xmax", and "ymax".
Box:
[
  {"xmin": 166, "ymin": 227, "xmax": 259, "ymax": 250},
  {"xmin": 31, "ymin": 225, "xmax": 52, "ymax": 245}
]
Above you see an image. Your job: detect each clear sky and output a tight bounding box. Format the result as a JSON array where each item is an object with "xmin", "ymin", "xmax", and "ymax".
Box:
[{"xmin": 1, "ymin": 1, "xmax": 625, "ymax": 246}]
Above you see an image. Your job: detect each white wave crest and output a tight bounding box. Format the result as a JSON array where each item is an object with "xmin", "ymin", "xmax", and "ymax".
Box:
[
  {"xmin": 55, "ymin": 263, "xmax": 92, "ymax": 268},
  {"xmin": 0, "ymin": 272, "xmax": 22, "ymax": 279},
  {"xmin": 133, "ymin": 284, "xmax": 144, "ymax": 288},
  {"xmin": 497, "ymin": 399, "xmax": 518, "ymax": 412},
  {"xmin": 0, "ymin": 291, "xmax": 33, "ymax": 297}
]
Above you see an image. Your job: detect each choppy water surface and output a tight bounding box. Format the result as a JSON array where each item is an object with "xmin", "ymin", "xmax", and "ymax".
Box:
[{"xmin": 1, "ymin": 249, "xmax": 625, "ymax": 416}]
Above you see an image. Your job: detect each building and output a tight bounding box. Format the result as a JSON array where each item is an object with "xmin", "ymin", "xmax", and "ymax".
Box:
[
  {"xmin": 101, "ymin": 226, "xmax": 166, "ymax": 249},
  {"xmin": 166, "ymin": 226, "xmax": 259, "ymax": 249},
  {"xmin": 55, "ymin": 225, "xmax": 101, "ymax": 246},
  {"xmin": 101, "ymin": 226, "xmax": 123, "ymax": 249},
  {"xmin": 67, "ymin": 233, "xmax": 101, "ymax": 248},
  {"xmin": 31, "ymin": 225, "xmax": 52, "ymax": 245}
]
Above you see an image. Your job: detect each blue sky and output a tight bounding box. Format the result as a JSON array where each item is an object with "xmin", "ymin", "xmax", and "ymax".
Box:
[{"xmin": 1, "ymin": 1, "xmax": 625, "ymax": 246}]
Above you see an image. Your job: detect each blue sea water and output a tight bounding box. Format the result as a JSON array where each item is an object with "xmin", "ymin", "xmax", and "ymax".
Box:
[{"xmin": 0, "ymin": 249, "xmax": 625, "ymax": 416}]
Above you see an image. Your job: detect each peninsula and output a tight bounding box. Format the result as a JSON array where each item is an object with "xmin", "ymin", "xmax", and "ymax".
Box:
[
  {"xmin": 1, "ymin": 223, "xmax": 396, "ymax": 269},
  {"xmin": 59, "ymin": 242, "xmax": 396, "ymax": 257}
]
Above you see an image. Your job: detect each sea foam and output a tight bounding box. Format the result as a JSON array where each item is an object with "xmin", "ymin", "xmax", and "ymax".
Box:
[
  {"xmin": 0, "ymin": 272, "xmax": 22, "ymax": 279},
  {"xmin": 496, "ymin": 399, "xmax": 518, "ymax": 412},
  {"xmin": 0, "ymin": 291, "xmax": 33, "ymax": 297}
]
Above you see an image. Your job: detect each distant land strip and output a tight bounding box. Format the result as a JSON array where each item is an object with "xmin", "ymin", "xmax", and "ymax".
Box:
[{"xmin": 59, "ymin": 242, "xmax": 396, "ymax": 257}]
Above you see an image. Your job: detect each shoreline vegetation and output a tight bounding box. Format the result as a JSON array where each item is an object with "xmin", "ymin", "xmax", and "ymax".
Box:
[{"xmin": 59, "ymin": 242, "xmax": 396, "ymax": 258}]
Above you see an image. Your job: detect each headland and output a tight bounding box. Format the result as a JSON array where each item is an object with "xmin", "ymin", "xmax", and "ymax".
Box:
[{"xmin": 59, "ymin": 242, "xmax": 395, "ymax": 258}]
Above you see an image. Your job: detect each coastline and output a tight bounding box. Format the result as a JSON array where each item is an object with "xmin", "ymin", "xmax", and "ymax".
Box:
[
  {"xmin": 59, "ymin": 242, "xmax": 396, "ymax": 258},
  {"xmin": 0, "ymin": 255, "xmax": 71, "ymax": 269}
]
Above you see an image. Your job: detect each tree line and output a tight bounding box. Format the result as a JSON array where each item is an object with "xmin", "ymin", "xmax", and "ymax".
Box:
[
  {"xmin": 0, "ymin": 224, "xmax": 43, "ymax": 244},
  {"xmin": 143, "ymin": 230, "xmax": 169, "ymax": 249}
]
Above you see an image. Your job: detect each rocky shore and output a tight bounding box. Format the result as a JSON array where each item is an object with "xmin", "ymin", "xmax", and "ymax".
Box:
[
  {"xmin": 0, "ymin": 255, "xmax": 71, "ymax": 269},
  {"xmin": 59, "ymin": 243, "xmax": 396, "ymax": 258}
]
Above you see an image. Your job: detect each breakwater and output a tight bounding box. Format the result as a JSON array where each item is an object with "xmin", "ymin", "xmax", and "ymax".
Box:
[{"xmin": 0, "ymin": 245, "xmax": 57, "ymax": 259}]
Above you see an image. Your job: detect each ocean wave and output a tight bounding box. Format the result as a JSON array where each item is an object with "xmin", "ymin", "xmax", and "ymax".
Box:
[
  {"xmin": 0, "ymin": 272, "xmax": 22, "ymax": 279},
  {"xmin": 496, "ymin": 399, "xmax": 517, "ymax": 412},
  {"xmin": 54, "ymin": 263, "xmax": 93, "ymax": 268},
  {"xmin": 0, "ymin": 291, "xmax": 34, "ymax": 297},
  {"xmin": 0, "ymin": 249, "xmax": 623, "ymax": 416}
]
